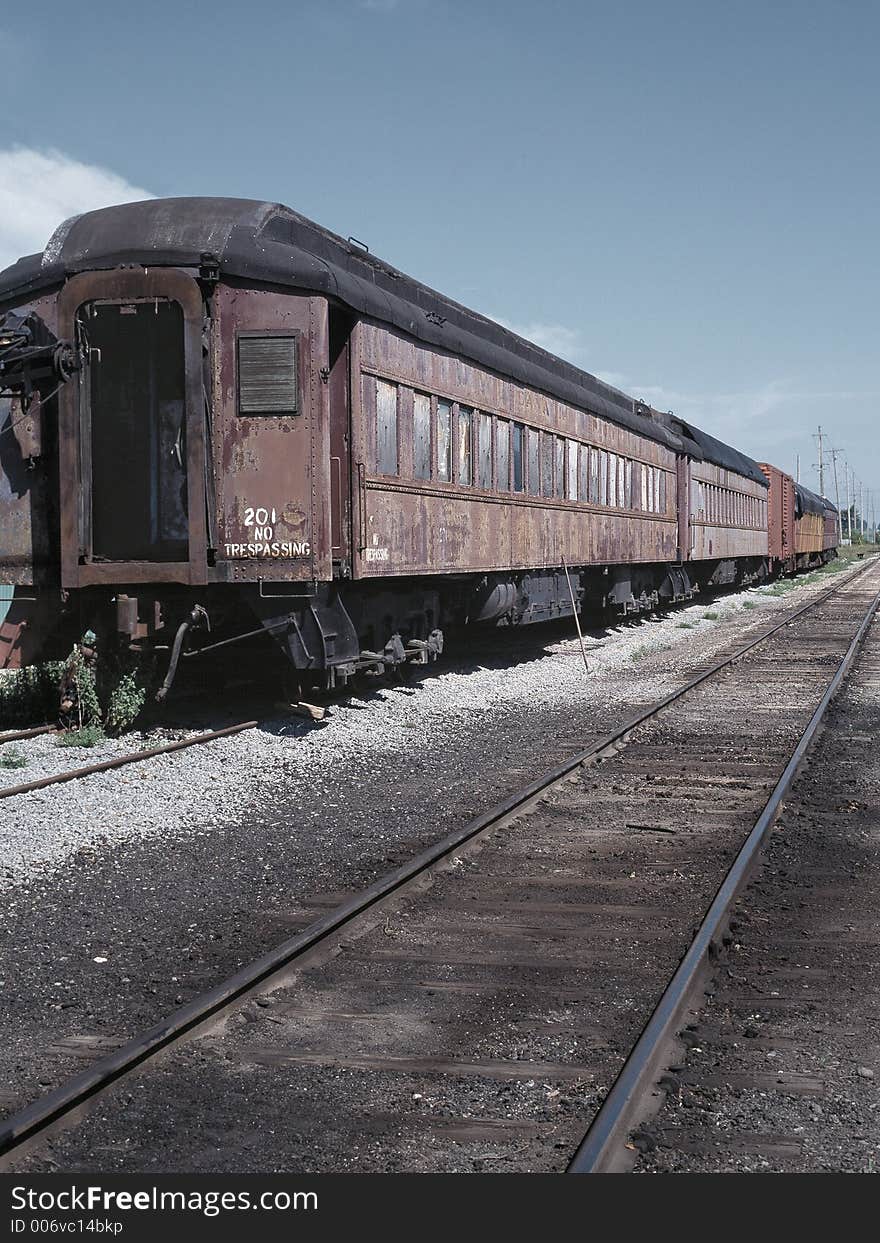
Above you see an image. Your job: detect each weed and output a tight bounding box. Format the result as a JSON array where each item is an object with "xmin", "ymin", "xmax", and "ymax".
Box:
[
  {"xmin": 702, "ymin": 611, "xmax": 719, "ymax": 621},
  {"xmin": 55, "ymin": 724, "xmax": 106, "ymax": 748},
  {"xmin": 741, "ymin": 601, "xmax": 756, "ymax": 610},
  {"xmin": 104, "ymin": 671, "xmax": 147, "ymax": 735},
  {"xmin": 676, "ymin": 621, "xmax": 695, "ymax": 629},
  {"xmin": 630, "ymin": 645, "xmax": 650, "ymax": 662},
  {"xmin": 0, "ymin": 748, "xmax": 27, "ymax": 769}
]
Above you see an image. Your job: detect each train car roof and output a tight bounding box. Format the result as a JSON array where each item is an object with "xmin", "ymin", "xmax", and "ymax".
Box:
[
  {"xmin": 795, "ymin": 482, "xmax": 836, "ymax": 515},
  {"xmin": 0, "ymin": 196, "xmax": 768, "ymax": 486}
]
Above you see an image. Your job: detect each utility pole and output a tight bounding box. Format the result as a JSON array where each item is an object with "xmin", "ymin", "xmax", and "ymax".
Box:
[
  {"xmin": 813, "ymin": 426, "xmax": 825, "ymax": 497},
  {"xmin": 845, "ymin": 463, "xmax": 851, "ymax": 541},
  {"xmin": 831, "ymin": 448, "xmax": 843, "ymax": 543}
]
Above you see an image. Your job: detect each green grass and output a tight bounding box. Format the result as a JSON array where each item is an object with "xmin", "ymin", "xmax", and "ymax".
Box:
[
  {"xmin": 741, "ymin": 600, "xmax": 756, "ymax": 610},
  {"xmin": 702, "ymin": 611, "xmax": 719, "ymax": 621},
  {"xmin": 0, "ymin": 748, "xmax": 27, "ymax": 769},
  {"xmin": 676, "ymin": 621, "xmax": 695, "ymax": 629}
]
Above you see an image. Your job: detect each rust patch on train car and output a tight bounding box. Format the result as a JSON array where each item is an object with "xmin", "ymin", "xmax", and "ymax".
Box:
[{"xmin": 212, "ymin": 286, "xmax": 330, "ymax": 582}]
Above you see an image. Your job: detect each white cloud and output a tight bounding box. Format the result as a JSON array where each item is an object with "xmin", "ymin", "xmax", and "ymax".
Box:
[
  {"xmin": 0, "ymin": 147, "xmax": 153, "ymax": 272},
  {"xmin": 489, "ymin": 316, "xmax": 593, "ymax": 367}
]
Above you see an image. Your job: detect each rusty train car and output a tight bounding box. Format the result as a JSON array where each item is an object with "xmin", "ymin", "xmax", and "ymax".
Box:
[
  {"xmin": 0, "ymin": 198, "xmax": 836, "ymax": 686},
  {"xmin": 759, "ymin": 464, "xmax": 839, "ymax": 574}
]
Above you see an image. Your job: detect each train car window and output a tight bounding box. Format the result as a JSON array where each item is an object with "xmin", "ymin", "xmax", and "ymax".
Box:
[
  {"xmin": 555, "ymin": 437, "xmax": 565, "ymax": 500},
  {"xmin": 496, "ymin": 419, "xmax": 510, "ymax": 491},
  {"xmin": 654, "ymin": 468, "xmax": 661, "ymax": 514},
  {"xmin": 641, "ymin": 465, "xmax": 649, "ymax": 512},
  {"xmin": 540, "ymin": 433, "xmax": 554, "ymax": 498},
  {"xmin": 536, "ymin": 435, "xmax": 549, "ymax": 497},
  {"xmin": 413, "ymin": 392, "xmax": 431, "ymax": 480},
  {"xmin": 527, "ymin": 428, "xmax": 540, "ymax": 496},
  {"xmin": 567, "ymin": 440, "xmax": 578, "ymax": 501},
  {"xmin": 660, "ymin": 471, "xmax": 667, "ymax": 514},
  {"xmin": 608, "ymin": 453, "xmax": 618, "ymax": 508},
  {"xmin": 624, "ymin": 459, "xmax": 633, "ymax": 509},
  {"xmin": 458, "ymin": 405, "xmax": 473, "ymax": 485},
  {"xmin": 578, "ymin": 444, "xmax": 589, "ymax": 501},
  {"xmin": 237, "ymin": 334, "xmax": 298, "ymax": 414},
  {"xmin": 512, "ymin": 422, "xmax": 524, "ymax": 492},
  {"xmin": 477, "ymin": 412, "xmax": 492, "ymax": 489},
  {"xmin": 589, "ymin": 448, "xmax": 599, "ymax": 503},
  {"xmin": 376, "ymin": 379, "xmax": 398, "ymax": 475},
  {"xmin": 437, "ymin": 399, "xmax": 452, "ymax": 481},
  {"xmin": 599, "ymin": 451, "xmax": 608, "ymax": 506}
]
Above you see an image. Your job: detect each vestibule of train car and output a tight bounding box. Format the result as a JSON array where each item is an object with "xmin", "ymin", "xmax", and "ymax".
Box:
[{"xmin": 84, "ymin": 300, "xmax": 188, "ymax": 563}]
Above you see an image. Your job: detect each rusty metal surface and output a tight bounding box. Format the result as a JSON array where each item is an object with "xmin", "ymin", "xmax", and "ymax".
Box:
[
  {"xmin": 688, "ymin": 461, "xmax": 768, "ymax": 563},
  {"xmin": 351, "ymin": 319, "xmax": 679, "ymax": 578},
  {"xmin": 212, "ymin": 285, "xmax": 328, "ymax": 584},
  {"xmin": 760, "ymin": 462, "xmax": 795, "ymax": 563}
]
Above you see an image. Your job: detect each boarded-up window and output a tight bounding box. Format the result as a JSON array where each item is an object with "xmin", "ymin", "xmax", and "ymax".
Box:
[
  {"xmin": 641, "ymin": 464, "xmax": 649, "ymax": 512},
  {"xmin": 512, "ymin": 423, "xmax": 524, "ymax": 492},
  {"xmin": 477, "ymin": 412, "xmax": 492, "ymax": 489},
  {"xmin": 376, "ymin": 380, "xmax": 398, "ymax": 475},
  {"xmin": 541, "ymin": 433, "xmax": 554, "ymax": 498},
  {"xmin": 458, "ymin": 405, "xmax": 473, "ymax": 485},
  {"xmin": 527, "ymin": 428, "xmax": 540, "ymax": 496},
  {"xmin": 497, "ymin": 420, "xmax": 510, "ymax": 490},
  {"xmin": 238, "ymin": 335, "xmax": 297, "ymax": 414},
  {"xmin": 555, "ymin": 437, "xmax": 565, "ymax": 499},
  {"xmin": 578, "ymin": 444, "xmax": 589, "ymax": 501},
  {"xmin": 608, "ymin": 453, "xmax": 618, "ymax": 507},
  {"xmin": 599, "ymin": 451, "xmax": 608, "ymax": 506},
  {"xmin": 567, "ymin": 440, "xmax": 579, "ymax": 500},
  {"xmin": 589, "ymin": 447, "xmax": 599, "ymax": 503},
  {"xmin": 624, "ymin": 459, "xmax": 633, "ymax": 509},
  {"xmin": 659, "ymin": 471, "xmax": 667, "ymax": 514},
  {"xmin": 413, "ymin": 392, "xmax": 431, "ymax": 480},
  {"xmin": 437, "ymin": 399, "xmax": 452, "ymax": 481}
]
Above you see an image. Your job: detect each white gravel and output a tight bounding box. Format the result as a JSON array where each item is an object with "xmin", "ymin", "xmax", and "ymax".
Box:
[{"xmin": 0, "ymin": 560, "xmax": 869, "ymax": 890}]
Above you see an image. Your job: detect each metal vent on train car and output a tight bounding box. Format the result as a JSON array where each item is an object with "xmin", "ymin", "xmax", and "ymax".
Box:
[{"xmin": 238, "ymin": 335, "xmax": 298, "ymax": 415}]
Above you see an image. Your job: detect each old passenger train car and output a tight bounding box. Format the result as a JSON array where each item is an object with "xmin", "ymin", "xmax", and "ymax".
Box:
[{"xmin": 0, "ymin": 198, "xmax": 830, "ymax": 685}]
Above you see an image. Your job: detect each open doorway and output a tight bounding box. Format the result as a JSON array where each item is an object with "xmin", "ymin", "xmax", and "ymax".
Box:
[{"xmin": 86, "ymin": 299, "xmax": 188, "ymax": 562}]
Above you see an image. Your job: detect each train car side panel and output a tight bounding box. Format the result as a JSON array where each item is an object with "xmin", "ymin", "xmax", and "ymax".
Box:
[
  {"xmin": 351, "ymin": 320, "xmax": 678, "ymax": 577},
  {"xmin": 212, "ymin": 285, "xmax": 331, "ymax": 584}
]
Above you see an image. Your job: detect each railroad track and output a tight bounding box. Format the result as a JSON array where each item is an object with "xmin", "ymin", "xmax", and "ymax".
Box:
[
  {"xmin": 0, "ymin": 720, "xmax": 258, "ymax": 801},
  {"xmin": 1, "ymin": 559, "xmax": 879, "ymax": 1172},
  {"xmin": 0, "ymin": 562, "xmax": 869, "ymax": 804}
]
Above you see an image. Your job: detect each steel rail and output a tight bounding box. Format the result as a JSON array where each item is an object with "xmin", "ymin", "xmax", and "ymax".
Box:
[
  {"xmin": 0, "ymin": 724, "xmax": 55, "ymax": 745},
  {"xmin": 0, "ymin": 564, "xmax": 874, "ymax": 1160},
  {"xmin": 567, "ymin": 581, "xmax": 880, "ymax": 1173},
  {"xmin": 0, "ymin": 721, "xmax": 258, "ymax": 801}
]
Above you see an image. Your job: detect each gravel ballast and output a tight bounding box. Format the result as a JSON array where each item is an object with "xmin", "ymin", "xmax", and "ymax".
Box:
[{"xmin": 0, "ymin": 561, "xmax": 871, "ymax": 1120}]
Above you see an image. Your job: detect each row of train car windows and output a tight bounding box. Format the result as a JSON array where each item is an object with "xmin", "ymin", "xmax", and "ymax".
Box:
[
  {"xmin": 371, "ymin": 378, "xmax": 669, "ymax": 513},
  {"xmin": 692, "ymin": 480, "xmax": 766, "ymax": 528}
]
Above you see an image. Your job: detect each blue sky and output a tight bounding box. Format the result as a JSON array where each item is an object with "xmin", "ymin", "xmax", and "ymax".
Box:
[{"xmin": 1, "ymin": 0, "xmax": 877, "ymax": 511}]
